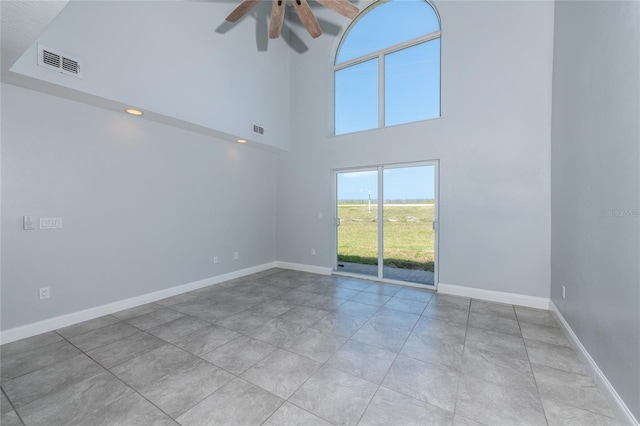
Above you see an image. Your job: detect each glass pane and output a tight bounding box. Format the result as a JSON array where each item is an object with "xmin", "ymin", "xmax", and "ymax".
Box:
[
  {"xmin": 336, "ymin": 0, "xmax": 440, "ymax": 64},
  {"xmin": 336, "ymin": 170, "xmax": 379, "ymax": 278},
  {"xmin": 385, "ymin": 39, "xmax": 440, "ymax": 127},
  {"xmin": 382, "ymin": 166, "xmax": 435, "ymax": 285},
  {"xmin": 335, "ymin": 58, "xmax": 378, "ymax": 135}
]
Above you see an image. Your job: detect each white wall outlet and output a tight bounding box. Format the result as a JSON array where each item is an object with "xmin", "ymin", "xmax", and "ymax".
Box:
[
  {"xmin": 562, "ymin": 285, "xmax": 566, "ymax": 299},
  {"xmin": 23, "ymin": 215, "xmax": 35, "ymax": 230},
  {"xmin": 318, "ymin": 211, "xmax": 323, "ymax": 219},
  {"xmin": 311, "ymin": 248, "xmax": 316, "ymax": 256},
  {"xmin": 234, "ymin": 251, "xmax": 239, "ymax": 260},
  {"xmin": 39, "ymin": 287, "xmax": 50, "ymax": 300},
  {"xmin": 213, "ymin": 256, "xmax": 219, "ymax": 264}
]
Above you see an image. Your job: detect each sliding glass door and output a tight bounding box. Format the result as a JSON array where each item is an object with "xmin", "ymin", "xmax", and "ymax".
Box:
[
  {"xmin": 334, "ymin": 162, "xmax": 438, "ymax": 287},
  {"xmin": 335, "ymin": 169, "xmax": 379, "ymax": 278}
]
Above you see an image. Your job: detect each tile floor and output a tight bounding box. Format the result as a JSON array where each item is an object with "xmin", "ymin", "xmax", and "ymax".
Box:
[{"xmin": 0, "ymin": 268, "xmax": 619, "ymax": 425}]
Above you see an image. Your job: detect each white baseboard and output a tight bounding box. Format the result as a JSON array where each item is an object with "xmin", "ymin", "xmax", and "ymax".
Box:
[
  {"xmin": 0, "ymin": 262, "xmax": 277, "ymax": 345},
  {"xmin": 274, "ymin": 261, "xmax": 332, "ymax": 276},
  {"xmin": 549, "ymin": 301, "xmax": 638, "ymax": 426},
  {"xmin": 438, "ymin": 282, "xmax": 550, "ymax": 310}
]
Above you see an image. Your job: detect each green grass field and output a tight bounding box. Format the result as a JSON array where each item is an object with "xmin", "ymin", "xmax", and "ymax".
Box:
[{"xmin": 337, "ymin": 203, "xmax": 435, "ymax": 272}]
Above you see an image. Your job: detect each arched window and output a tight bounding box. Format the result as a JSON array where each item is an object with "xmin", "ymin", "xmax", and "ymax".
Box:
[{"xmin": 334, "ymin": 0, "xmax": 441, "ymax": 135}]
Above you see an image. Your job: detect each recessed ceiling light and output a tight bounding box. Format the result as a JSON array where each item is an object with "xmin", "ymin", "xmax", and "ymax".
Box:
[
  {"xmin": 237, "ymin": 139, "xmax": 247, "ymax": 144},
  {"xmin": 125, "ymin": 108, "xmax": 143, "ymax": 116}
]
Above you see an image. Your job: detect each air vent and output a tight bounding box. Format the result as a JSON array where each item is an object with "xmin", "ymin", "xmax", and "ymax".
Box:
[
  {"xmin": 62, "ymin": 57, "xmax": 79, "ymax": 74},
  {"xmin": 37, "ymin": 44, "xmax": 83, "ymax": 79},
  {"xmin": 42, "ymin": 50, "xmax": 60, "ymax": 68},
  {"xmin": 252, "ymin": 123, "xmax": 265, "ymax": 136}
]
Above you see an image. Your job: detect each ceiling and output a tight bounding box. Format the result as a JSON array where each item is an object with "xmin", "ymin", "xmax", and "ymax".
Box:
[{"xmin": 1, "ymin": 1, "xmax": 68, "ymax": 79}]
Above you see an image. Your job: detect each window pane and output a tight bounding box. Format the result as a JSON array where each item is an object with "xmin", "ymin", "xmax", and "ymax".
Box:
[
  {"xmin": 385, "ymin": 39, "xmax": 440, "ymax": 127},
  {"xmin": 336, "ymin": 0, "xmax": 439, "ymax": 64},
  {"xmin": 335, "ymin": 58, "xmax": 379, "ymax": 135}
]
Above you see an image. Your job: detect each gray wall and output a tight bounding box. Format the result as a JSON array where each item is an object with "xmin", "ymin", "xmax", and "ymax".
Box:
[
  {"xmin": 550, "ymin": 0, "xmax": 640, "ymax": 420},
  {"xmin": 1, "ymin": 83, "xmax": 277, "ymax": 330},
  {"xmin": 9, "ymin": 1, "xmax": 291, "ymax": 150},
  {"xmin": 277, "ymin": 0, "xmax": 555, "ymax": 297}
]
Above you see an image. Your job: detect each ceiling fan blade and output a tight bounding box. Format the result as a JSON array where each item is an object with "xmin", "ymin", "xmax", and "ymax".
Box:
[
  {"xmin": 317, "ymin": 0, "xmax": 359, "ymax": 19},
  {"xmin": 269, "ymin": 0, "xmax": 286, "ymax": 39},
  {"xmin": 226, "ymin": 0, "xmax": 261, "ymax": 22},
  {"xmin": 291, "ymin": 0, "xmax": 322, "ymax": 38}
]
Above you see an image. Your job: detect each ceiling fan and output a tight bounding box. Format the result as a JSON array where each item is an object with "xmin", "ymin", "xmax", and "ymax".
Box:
[{"xmin": 226, "ymin": 0, "xmax": 359, "ymax": 39}]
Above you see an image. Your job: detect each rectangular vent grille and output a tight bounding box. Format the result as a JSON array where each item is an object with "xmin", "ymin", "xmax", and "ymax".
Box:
[
  {"xmin": 252, "ymin": 123, "xmax": 265, "ymax": 136},
  {"xmin": 42, "ymin": 50, "xmax": 61, "ymax": 68},
  {"xmin": 37, "ymin": 44, "xmax": 82, "ymax": 79},
  {"xmin": 62, "ymin": 57, "xmax": 79, "ymax": 74}
]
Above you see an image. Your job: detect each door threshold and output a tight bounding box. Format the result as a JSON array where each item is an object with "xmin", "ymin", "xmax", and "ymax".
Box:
[{"xmin": 332, "ymin": 270, "xmax": 437, "ymax": 291}]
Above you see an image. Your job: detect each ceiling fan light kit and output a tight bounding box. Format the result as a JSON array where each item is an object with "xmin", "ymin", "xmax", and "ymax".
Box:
[{"xmin": 226, "ymin": 0, "xmax": 360, "ymax": 39}]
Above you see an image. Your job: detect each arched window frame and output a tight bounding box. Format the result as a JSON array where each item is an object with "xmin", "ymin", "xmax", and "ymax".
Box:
[{"xmin": 332, "ymin": 0, "xmax": 442, "ymax": 135}]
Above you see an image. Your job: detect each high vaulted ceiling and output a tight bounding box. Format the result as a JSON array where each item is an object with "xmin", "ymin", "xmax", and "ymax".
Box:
[{"xmin": 2, "ymin": 1, "xmax": 347, "ymax": 151}]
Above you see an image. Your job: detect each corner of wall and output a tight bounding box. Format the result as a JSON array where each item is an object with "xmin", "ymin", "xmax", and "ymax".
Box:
[{"xmin": 550, "ymin": 301, "xmax": 639, "ymax": 425}]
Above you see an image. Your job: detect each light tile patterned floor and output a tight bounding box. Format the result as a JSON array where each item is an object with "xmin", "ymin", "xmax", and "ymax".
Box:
[{"xmin": 0, "ymin": 269, "xmax": 619, "ymax": 425}]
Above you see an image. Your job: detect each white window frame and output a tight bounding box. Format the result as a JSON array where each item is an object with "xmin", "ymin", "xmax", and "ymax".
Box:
[{"xmin": 333, "ymin": 1, "xmax": 441, "ymax": 135}]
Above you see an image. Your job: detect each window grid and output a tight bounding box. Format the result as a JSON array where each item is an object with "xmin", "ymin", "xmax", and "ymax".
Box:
[
  {"xmin": 334, "ymin": 30, "xmax": 441, "ymax": 135},
  {"xmin": 334, "ymin": 31, "xmax": 441, "ymax": 71},
  {"xmin": 379, "ymin": 52, "xmax": 385, "ymax": 128}
]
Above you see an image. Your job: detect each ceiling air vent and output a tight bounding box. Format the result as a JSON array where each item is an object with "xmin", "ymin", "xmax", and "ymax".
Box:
[
  {"xmin": 62, "ymin": 57, "xmax": 80, "ymax": 74},
  {"xmin": 37, "ymin": 44, "xmax": 83, "ymax": 79},
  {"xmin": 42, "ymin": 50, "xmax": 60, "ymax": 68},
  {"xmin": 252, "ymin": 123, "xmax": 265, "ymax": 136}
]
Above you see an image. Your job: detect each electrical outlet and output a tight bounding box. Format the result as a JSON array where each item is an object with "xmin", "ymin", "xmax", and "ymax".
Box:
[
  {"xmin": 234, "ymin": 251, "xmax": 239, "ymax": 260},
  {"xmin": 39, "ymin": 287, "xmax": 50, "ymax": 300},
  {"xmin": 311, "ymin": 248, "xmax": 316, "ymax": 256},
  {"xmin": 562, "ymin": 285, "xmax": 566, "ymax": 299},
  {"xmin": 214, "ymin": 256, "xmax": 219, "ymax": 264}
]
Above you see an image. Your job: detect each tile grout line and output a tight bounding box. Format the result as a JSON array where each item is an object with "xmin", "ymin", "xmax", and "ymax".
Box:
[
  {"xmin": 1, "ymin": 385, "xmax": 27, "ymax": 426},
  {"xmin": 56, "ymin": 305, "xmax": 248, "ymax": 423},
  {"xmin": 133, "ymin": 291, "xmax": 286, "ymax": 422},
  {"xmin": 252, "ymin": 278, "xmax": 418, "ymax": 425},
  {"xmin": 180, "ymin": 278, "xmax": 369, "ymax": 425},
  {"xmin": 272, "ymin": 285, "xmax": 383, "ymax": 426},
  {"xmin": 448, "ymin": 296, "xmax": 471, "ymax": 422},
  {"xmin": 516, "ymin": 307, "xmax": 551, "ymax": 426},
  {"xmin": 50, "ymin": 330, "xmax": 179, "ymax": 424},
  {"xmin": 351, "ymin": 330, "xmax": 408, "ymax": 423},
  {"xmin": 316, "ymin": 296, "xmax": 386, "ymax": 426},
  {"xmin": 253, "ymin": 278, "xmax": 366, "ymax": 425},
  {"xmin": 514, "ymin": 309, "xmax": 618, "ymax": 421},
  {"xmin": 1, "ymin": 271, "xmax": 457, "ymax": 425},
  {"xmin": 359, "ymin": 291, "xmax": 467, "ymax": 421}
]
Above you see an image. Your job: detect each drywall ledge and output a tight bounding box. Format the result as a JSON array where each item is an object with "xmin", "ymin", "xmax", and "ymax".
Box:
[
  {"xmin": 438, "ymin": 283, "xmax": 550, "ymax": 310},
  {"xmin": 550, "ymin": 301, "xmax": 639, "ymax": 426},
  {"xmin": 0, "ymin": 262, "xmax": 277, "ymax": 345}
]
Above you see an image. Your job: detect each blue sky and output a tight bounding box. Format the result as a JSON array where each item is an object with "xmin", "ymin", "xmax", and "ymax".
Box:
[
  {"xmin": 335, "ymin": 0, "xmax": 441, "ymax": 135},
  {"xmin": 338, "ymin": 166, "xmax": 435, "ymax": 201},
  {"xmin": 336, "ymin": 0, "xmax": 440, "ymax": 64},
  {"xmin": 335, "ymin": 1, "xmax": 439, "ymax": 201}
]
